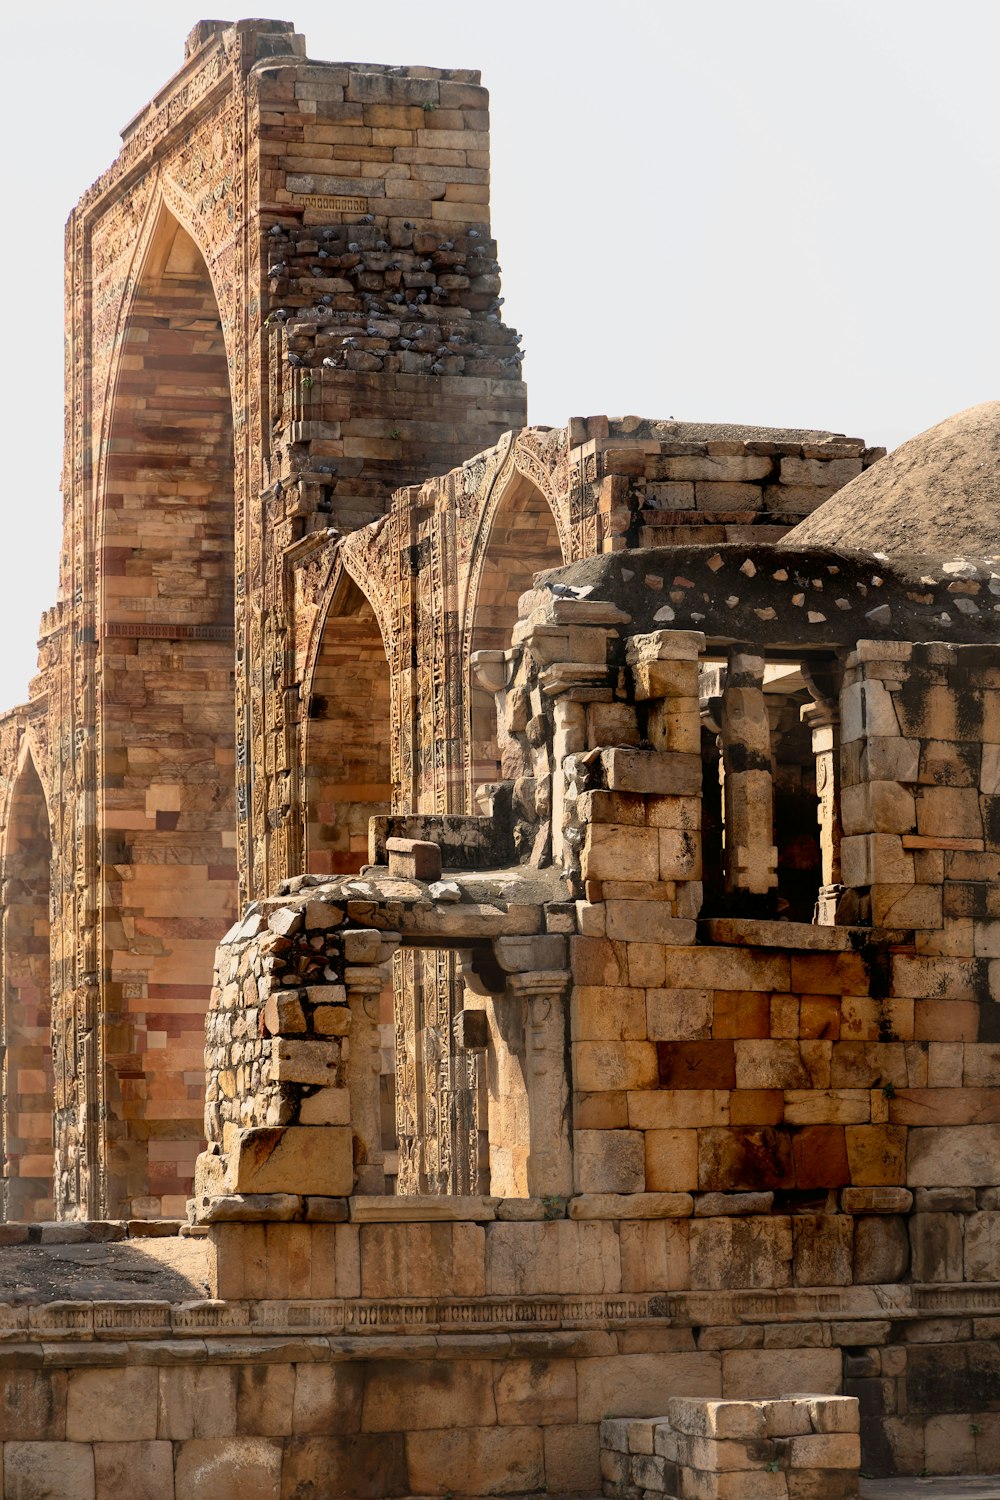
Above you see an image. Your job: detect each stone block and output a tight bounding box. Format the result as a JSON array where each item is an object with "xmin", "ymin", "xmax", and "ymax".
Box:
[
  {"xmin": 620, "ymin": 1219, "xmax": 691, "ymax": 1291},
  {"xmin": 386, "ymin": 836, "xmax": 441, "ymax": 880},
  {"xmin": 577, "ymin": 1351, "xmax": 721, "ymax": 1421},
  {"xmin": 2, "ymin": 1442, "xmax": 95, "ymax": 1500},
  {"xmin": 581, "ymin": 824, "xmax": 659, "ymax": 883},
  {"xmin": 92, "ymin": 1442, "xmax": 174, "ymax": 1500},
  {"xmin": 792, "ymin": 1214, "xmax": 854, "ymax": 1286},
  {"xmin": 0, "ymin": 1370, "xmax": 66, "ymax": 1440},
  {"xmin": 279, "ymin": 1434, "xmax": 406, "ymax": 1499},
  {"xmin": 494, "ymin": 1358, "xmax": 577, "ymax": 1425},
  {"xmin": 269, "ymin": 1039, "xmax": 340, "ymax": 1086},
  {"xmin": 645, "ymin": 1129, "xmax": 699, "ymax": 1191},
  {"xmin": 157, "ymin": 1365, "xmax": 237, "ymax": 1439},
  {"xmin": 853, "ymin": 1215, "xmax": 910, "ymax": 1283},
  {"xmin": 543, "ymin": 1423, "xmax": 601, "ymax": 1494},
  {"xmin": 66, "ymin": 1367, "xmax": 157, "ymax": 1442},
  {"xmin": 362, "ymin": 1358, "xmax": 496, "ymax": 1431},
  {"xmin": 575, "ymin": 1128, "xmax": 645, "ymax": 1193},
  {"xmin": 292, "ymin": 1364, "xmax": 365, "ymax": 1436},
  {"xmin": 404, "ymin": 1425, "xmax": 544, "ymax": 1495},
  {"xmin": 909, "ymin": 1212, "xmax": 965, "ymax": 1282},
  {"xmin": 230, "ymin": 1125, "xmax": 353, "ymax": 1195},
  {"xmin": 689, "ymin": 1215, "xmax": 792, "ymax": 1289},
  {"xmin": 721, "ymin": 1347, "xmax": 842, "ymax": 1398},
  {"xmin": 907, "ymin": 1124, "xmax": 1000, "ymax": 1185}
]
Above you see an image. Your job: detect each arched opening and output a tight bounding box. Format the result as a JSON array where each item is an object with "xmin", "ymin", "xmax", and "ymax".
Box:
[
  {"xmin": 2, "ymin": 754, "xmax": 54, "ymax": 1222},
  {"xmin": 100, "ymin": 207, "xmax": 238, "ymax": 1217},
  {"xmin": 303, "ymin": 575, "xmax": 394, "ymax": 877},
  {"xmin": 467, "ymin": 475, "xmax": 564, "ymax": 793}
]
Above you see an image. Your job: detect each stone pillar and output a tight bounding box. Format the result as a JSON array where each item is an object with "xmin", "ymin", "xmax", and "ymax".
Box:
[
  {"xmin": 344, "ymin": 937, "xmax": 397, "ymax": 1196},
  {"xmin": 802, "ymin": 699, "xmax": 843, "ymax": 924},
  {"xmin": 720, "ymin": 650, "xmax": 777, "ymax": 903},
  {"xmin": 505, "ymin": 970, "xmax": 572, "ymax": 1199}
]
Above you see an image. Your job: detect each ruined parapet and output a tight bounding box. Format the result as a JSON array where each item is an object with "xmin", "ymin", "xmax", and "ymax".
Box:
[{"xmin": 601, "ymin": 1395, "xmax": 861, "ymax": 1499}]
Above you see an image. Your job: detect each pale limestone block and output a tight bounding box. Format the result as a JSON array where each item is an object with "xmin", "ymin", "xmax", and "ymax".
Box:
[
  {"xmin": 601, "ymin": 748, "xmax": 701, "ymax": 796},
  {"xmin": 312, "ymin": 1006, "xmax": 351, "ymax": 1036},
  {"xmin": 689, "ymin": 1216, "xmax": 792, "ymax": 1290},
  {"xmin": 871, "ymin": 884, "xmax": 942, "ymax": 929},
  {"xmin": 782, "ymin": 1089, "xmax": 870, "ymax": 1126},
  {"xmin": 485, "ymin": 1219, "xmax": 620, "ymax": 1296},
  {"xmin": 569, "ymin": 1191, "xmax": 694, "ymax": 1219},
  {"xmin": 291, "ymin": 1364, "xmax": 364, "ymax": 1436},
  {"xmin": 658, "ymin": 827, "xmax": 702, "ymax": 881},
  {"xmin": 661, "ymin": 947, "xmax": 789, "ymax": 993},
  {"xmin": 792, "ymin": 1214, "xmax": 854, "ymax": 1286},
  {"xmin": 787, "ymin": 1431, "xmax": 861, "ymax": 1468},
  {"xmin": 965, "ymin": 1212, "xmax": 1000, "ymax": 1280},
  {"xmin": 841, "ymin": 780, "xmax": 915, "ymax": 836},
  {"xmin": 173, "ymin": 1437, "xmax": 281, "ymax": 1499},
  {"xmin": 861, "ymin": 735, "xmax": 920, "ymax": 783},
  {"xmin": 605, "ymin": 902, "xmax": 696, "ymax": 945},
  {"xmin": 405, "ymin": 1425, "xmax": 544, "ymax": 1496},
  {"xmin": 666, "ymin": 1395, "xmax": 765, "ymax": 1440},
  {"xmin": 841, "ymin": 833, "xmax": 914, "ymax": 887},
  {"xmin": 627, "ymin": 1088, "xmax": 728, "ymax": 1130},
  {"xmin": 841, "ymin": 679, "xmax": 899, "ymax": 744},
  {"xmin": 494, "ymin": 1358, "xmax": 577, "ymax": 1426},
  {"xmin": 576, "ymin": 1351, "xmax": 721, "ymax": 1422},
  {"xmin": 573, "ymin": 1041, "xmax": 658, "ymax": 1092},
  {"xmin": 646, "ymin": 988, "xmax": 713, "ymax": 1040},
  {"xmin": 620, "ymin": 1219, "xmax": 690, "ymax": 1292},
  {"xmin": 362, "ymin": 1358, "xmax": 496, "ymax": 1431},
  {"xmin": 66, "ymin": 1368, "xmax": 157, "ymax": 1442},
  {"xmin": 269, "ymin": 1039, "xmax": 340, "ymax": 1086},
  {"xmin": 907, "ymin": 1124, "xmax": 1000, "ymax": 1186},
  {"xmin": 803, "ymin": 1396, "xmax": 860, "ymax": 1433},
  {"xmin": 298, "ymin": 1087, "xmax": 350, "ymax": 1125},
  {"xmin": 916, "ymin": 785, "xmax": 984, "ymax": 840},
  {"xmin": 581, "ymin": 824, "xmax": 659, "ymax": 883},
  {"xmin": 157, "ymin": 1365, "xmax": 237, "ymax": 1439},
  {"xmin": 571, "ymin": 986, "xmax": 646, "ymax": 1042},
  {"xmin": 93, "ymin": 1442, "xmax": 174, "ymax": 1500},
  {"xmin": 721, "ymin": 1346, "xmax": 841, "ymax": 1399},
  {"xmin": 982, "ymin": 744, "xmax": 1000, "ymax": 794},
  {"xmin": 2, "ymin": 1443, "xmax": 95, "ymax": 1500},
  {"xmin": 230, "ymin": 1126, "xmax": 352, "ymax": 1196},
  {"xmin": 574, "ymin": 1128, "xmax": 645, "ymax": 1193},
  {"xmin": 644, "ymin": 1129, "xmax": 698, "ymax": 1192}
]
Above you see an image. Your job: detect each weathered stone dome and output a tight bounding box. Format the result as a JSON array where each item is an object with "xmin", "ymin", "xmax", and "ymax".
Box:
[{"xmin": 782, "ymin": 401, "xmax": 1000, "ymax": 556}]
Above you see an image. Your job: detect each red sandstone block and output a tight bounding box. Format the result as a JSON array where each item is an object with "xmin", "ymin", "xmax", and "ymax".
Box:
[
  {"xmin": 658, "ymin": 1041, "xmax": 737, "ymax": 1090},
  {"xmin": 792, "ymin": 1126, "xmax": 849, "ymax": 1189},
  {"xmin": 712, "ymin": 991, "xmax": 770, "ymax": 1039}
]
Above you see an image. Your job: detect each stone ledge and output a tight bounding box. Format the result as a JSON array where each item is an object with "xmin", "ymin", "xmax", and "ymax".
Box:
[{"xmin": 348, "ymin": 1194, "xmax": 500, "ymax": 1221}]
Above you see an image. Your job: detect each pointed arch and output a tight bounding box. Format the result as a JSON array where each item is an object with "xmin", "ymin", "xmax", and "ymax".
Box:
[
  {"xmin": 302, "ymin": 565, "xmax": 395, "ymax": 876},
  {"xmin": 463, "ymin": 470, "xmax": 566, "ymax": 797},
  {"xmin": 1, "ymin": 747, "xmax": 54, "ymax": 1221},
  {"xmin": 97, "ymin": 199, "xmax": 238, "ymax": 1217}
]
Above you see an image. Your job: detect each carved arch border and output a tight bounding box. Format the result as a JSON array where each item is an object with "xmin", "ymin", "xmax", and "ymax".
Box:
[{"xmin": 456, "ymin": 430, "xmax": 574, "ymax": 806}]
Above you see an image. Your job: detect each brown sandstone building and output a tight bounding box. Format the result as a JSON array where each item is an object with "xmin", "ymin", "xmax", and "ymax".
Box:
[{"xmin": 0, "ymin": 17, "xmax": 998, "ymax": 1497}]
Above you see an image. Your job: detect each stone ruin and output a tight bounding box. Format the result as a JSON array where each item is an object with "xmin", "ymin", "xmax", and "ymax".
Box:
[{"xmin": 0, "ymin": 15, "xmax": 997, "ymax": 1499}]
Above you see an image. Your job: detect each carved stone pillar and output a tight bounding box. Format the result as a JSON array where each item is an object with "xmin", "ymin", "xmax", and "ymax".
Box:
[
  {"xmin": 720, "ymin": 650, "xmax": 777, "ymax": 902},
  {"xmin": 505, "ymin": 970, "xmax": 572, "ymax": 1199},
  {"xmin": 802, "ymin": 700, "xmax": 843, "ymax": 925},
  {"xmin": 346, "ymin": 966, "xmax": 387, "ymax": 1195}
]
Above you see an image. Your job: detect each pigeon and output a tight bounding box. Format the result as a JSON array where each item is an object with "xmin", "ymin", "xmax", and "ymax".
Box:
[
  {"xmin": 268, "ymin": 224, "xmax": 283, "ymax": 236},
  {"xmin": 391, "ymin": 292, "xmax": 405, "ymax": 304},
  {"xmin": 341, "ymin": 337, "xmax": 358, "ymax": 348},
  {"xmin": 376, "ymin": 239, "xmax": 389, "ymax": 251},
  {"xmin": 398, "ymin": 338, "xmax": 413, "ymax": 349},
  {"xmin": 430, "ymin": 361, "xmax": 444, "ymax": 375},
  {"xmin": 438, "ymin": 240, "xmax": 454, "ymax": 251},
  {"xmin": 486, "ymin": 313, "xmax": 499, "ymax": 323},
  {"xmin": 287, "ymin": 352, "xmax": 306, "ymax": 367},
  {"xmin": 403, "ymin": 221, "xmax": 414, "ymax": 230},
  {"xmin": 366, "ymin": 325, "xmax": 380, "ymax": 337},
  {"xmin": 310, "ymin": 267, "xmax": 324, "ymax": 277},
  {"xmin": 420, "ymin": 259, "xmax": 433, "ymax": 271},
  {"xmin": 322, "ymin": 357, "xmax": 339, "ymax": 368},
  {"xmin": 347, "ymin": 242, "xmax": 361, "ymax": 253},
  {"xmin": 267, "ymin": 263, "xmax": 287, "ymax": 276},
  {"xmin": 362, "ymin": 213, "xmax": 376, "ymax": 224},
  {"xmin": 415, "ymin": 291, "xmax": 428, "ymax": 304}
]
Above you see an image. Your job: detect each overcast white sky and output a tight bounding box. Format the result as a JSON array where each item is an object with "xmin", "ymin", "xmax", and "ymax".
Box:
[{"xmin": 0, "ymin": 0, "xmax": 996, "ymax": 708}]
